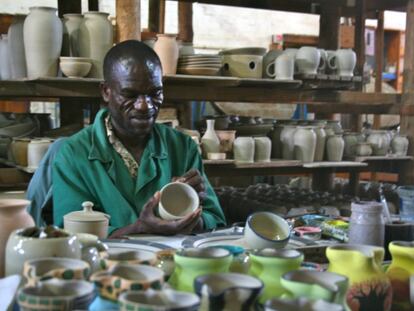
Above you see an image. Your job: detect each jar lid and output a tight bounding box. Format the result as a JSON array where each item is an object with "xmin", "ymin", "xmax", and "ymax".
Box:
[{"xmin": 64, "ymin": 201, "xmax": 110, "ymax": 222}]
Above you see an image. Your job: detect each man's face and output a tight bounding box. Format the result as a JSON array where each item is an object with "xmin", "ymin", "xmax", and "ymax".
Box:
[{"xmin": 101, "ymin": 58, "xmax": 163, "ymax": 138}]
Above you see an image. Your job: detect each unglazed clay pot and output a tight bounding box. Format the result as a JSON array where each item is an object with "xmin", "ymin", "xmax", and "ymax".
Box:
[
  {"xmin": 254, "ymin": 136, "xmax": 272, "ymax": 162},
  {"xmin": 234, "ymin": 137, "xmax": 255, "ymax": 163},
  {"xmin": 280, "ymin": 125, "xmax": 297, "ymax": 160},
  {"xmin": 201, "ymin": 119, "xmax": 220, "ymax": 158},
  {"xmin": 343, "ymin": 132, "xmax": 363, "ymax": 157},
  {"xmin": 249, "ymin": 249, "xmax": 303, "ymax": 303},
  {"xmin": 194, "ymin": 273, "xmax": 263, "ymax": 311},
  {"xmin": 24, "ymin": 7, "xmax": 62, "ymax": 78},
  {"xmin": 367, "ymin": 130, "xmax": 390, "ymax": 156},
  {"xmin": 79, "ymin": 12, "xmax": 113, "ymax": 78},
  {"xmin": 326, "ymin": 135, "xmax": 344, "ymax": 161},
  {"xmin": 153, "ymin": 34, "xmax": 179, "ymax": 75},
  {"xmin": 354, "ymin": 142, "xmax": 372, "ymax": 157},
  {"xmin": 313, "ymin": 126, "xmax": 327, "ymax": 162},
  {"xmin": 7, "ymin": 14, "xmax": 27, "ymax": 78},
  {"xmin": 348, "ymin": 201, "xmax": 385, "ymax": 246},
  {"xmin": 391, "ymin": 134, "xmax": 409, "ymax": 156},
  {"xmin": 27, "ymin": 138, "xmax": 53, "ymax": 169},
  {"xmin": 11, "ymin": 137, "xmax": 31, "ymax": 166},
  {"xmin": 327, "ymin": 245, "xmax": 392, "ymax": 311},
  {"xmin": 0, "ymin": 35, "xmax": 11, "ymax": 80},
  {"xmin": 0, "ymin": 199, "xmax": 34, "ymax": 277},
  {"xmin": 222, "ymin": 54, "xmax": 263, "ymax": 78},
  {"xmin": 293, "ymin": 126, "xmax": 316, "ymax": 163},
  {"xmin": 62, "ymin": 14, "xmax": 83, "ymax": 57},
  {"xmin": 386, "ymin": 241, "xmax": 414, "ymax": 310}
]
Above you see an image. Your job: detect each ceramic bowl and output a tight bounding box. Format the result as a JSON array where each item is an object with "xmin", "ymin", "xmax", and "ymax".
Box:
[
  {"xmin": 100, "ymin": 248, "xmax": 157, "ymax": 270},
  {"xmin": 244, "ymin": 212, "xmax": 291, "ymax": 249},
  {"xmin": 194, "ymin": 273, "xmax": 263, "ymax": 310},
  {"xmin": 168, "ymin": 248, "xmax": 232, "ymax": 292},
  {"xmin": 90, "ymin": 263, "xmax": 164, "ymax": 301},
  {"xmin": 17, "ymin": 279, "xmax": 95, "ymax": 311},
  {"xmin": 23, "ymin": 257, "xmax": 90, "ymax": 286},
  {"xmin": 119, "ymin": 289, "xmax": 200, "ymax": 311},
  {"xmin": 59, "ymin": 57, "xmax": 92, "ymax": 78},
  {"xmin": 5, "ymin": 227, "xmax": 81, "ymax": 277},
  {"xmin": 158, "ymin": 182, "xmax": 199, "ymax": 220}
]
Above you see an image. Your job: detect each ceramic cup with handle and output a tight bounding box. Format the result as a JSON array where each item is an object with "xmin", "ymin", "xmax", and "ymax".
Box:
[
  {"xmin": 158, "ymin": 182, "xmax": 199, "ymax": 220},
  {"xmin": 317, "ymin": 49, "xmax": 328, "ymax": 74},
  {"xmin": 266, "ymin": 53, "xmax": 295, "ymax": 80},
  {"xmin": 327, "ymin": 49, "xmax": 356, "ymax": 77},
  {"xmin": 295, "ymin": 46, "xmax": 320, "ymax": 75},
  {"xmin": 244, "ymin": 211, "xmax": 291, "ymax": 249}
]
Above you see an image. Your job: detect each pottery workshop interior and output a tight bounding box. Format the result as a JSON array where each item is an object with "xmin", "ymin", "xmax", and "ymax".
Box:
[{"xmin": 1, "ymin": 0, "xmax": 414, "ymax": 310}]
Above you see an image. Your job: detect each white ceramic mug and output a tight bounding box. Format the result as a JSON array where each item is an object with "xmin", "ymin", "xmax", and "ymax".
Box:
[
  {"xmin": 327, "ymin": 49, "xmax": 356, "ymax": 77},
  {"xmin": 158, "ymin": 182, "xmax": 199, "ymax": 220},
  {"xmin": 266, "ymin": 54, "xmax": 294, "ymax": 80},
  {"xmin": 295, "ymin": 46, "xmax": 320, "ymax": 75}
]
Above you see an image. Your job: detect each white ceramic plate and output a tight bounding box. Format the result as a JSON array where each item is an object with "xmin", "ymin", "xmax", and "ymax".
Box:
[
  {"xmin": 178, "ymin": 60, "xmax": 222, "ymax": 65},
  {"xmin": 103, "ymin": 239, "xmax": 170, "ymax": 254},
  {"xmin": 177, "ymin": 67, "xmax": 220, "ymax": 76},
  {"xmin": 182, "ymin": 232, "xmax": 315, "ymax": 249}
]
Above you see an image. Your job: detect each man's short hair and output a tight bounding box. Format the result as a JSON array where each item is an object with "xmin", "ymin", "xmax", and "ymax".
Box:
[{"xmin": 103, "ymin": 40, "xmax": 162, "ymax": 82}]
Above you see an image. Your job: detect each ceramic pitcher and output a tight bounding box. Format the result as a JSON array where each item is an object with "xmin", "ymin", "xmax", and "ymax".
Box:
[
  {"xmin": 386, "ymin": 241, "xmax": 414, "ymax": 311},
  {"xmin": 327, "ymin": 245, "xmax": 392, "ymax": 311},
  {"xmin": 194, "ymin": 273, "xmax": 263, "ymax": 311},
  {"xmin": 295, "ymin": 47, "xmax": 320, "ymax": 75},
  {"xmin": 328, "ymin": 49, "xmax": 357, "ymax": 77},
  {"xmin": 168, "ymin": 248, "xmax": 232, "ymax": 292},
  {"xmin": 280, "ymin": 270, "xmax": 348, "ymax": 307},
  {"xmin": 293, "ymin": 126, "xmax": 316, "ymax": 163},
  {"xmin": 249, "ymin": 249, "xmax": 303, "ymax": 303}
]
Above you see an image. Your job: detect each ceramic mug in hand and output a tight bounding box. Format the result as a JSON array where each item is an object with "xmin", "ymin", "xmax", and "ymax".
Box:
[{"xmin": 158, "ymin": 182, "xmax": 199, "ymax": 220}]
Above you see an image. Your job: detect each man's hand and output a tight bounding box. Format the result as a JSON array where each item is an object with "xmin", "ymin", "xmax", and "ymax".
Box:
[
  {"xmin": 173, "ymin": 169, "xmax": 206, "ymax": 202},
  {"xmin": 109, "ymin": 192, "xmax": 202, "ymax": 238}
]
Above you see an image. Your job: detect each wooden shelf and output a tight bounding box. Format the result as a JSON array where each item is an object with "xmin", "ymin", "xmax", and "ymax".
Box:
[
  {"xmin": 0, "ymin": 77, "xmax": 402, "ymax": 114},
  {"xmin": 348, "ymin": 155, "xmax": 414, "ymax": 162},
  {"xmin": 204, "ymin": 159, "xmax": 367, "ymax": 177}
]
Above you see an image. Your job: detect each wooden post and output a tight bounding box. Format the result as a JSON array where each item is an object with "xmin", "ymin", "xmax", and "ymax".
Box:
[
  {"xmin": 401, "ymin": 0, "xmax": 414, "ymax": 184},
  {"xmin": 178, "ymin": 2, "xmax": 193, "ymax": 42},
  {"xmin": 116, "ymin": 0, "xmax": 141, "ymax": 42},
  {"xmin": 88, "ymin": 0, "xmax": 99, "ymax": 11},
  {"xmin": 373, "ymin": 11, "xmax": 384, "ymax": 129},
  {"xmin": 149, "ymin": 0, "xmax": 165, "ymax": 34}
]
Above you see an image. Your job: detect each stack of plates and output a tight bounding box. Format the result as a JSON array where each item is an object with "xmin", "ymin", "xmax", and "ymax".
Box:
[{"xmin": 177, "ymin": 54, "xmax": 222, "ymax": 76}]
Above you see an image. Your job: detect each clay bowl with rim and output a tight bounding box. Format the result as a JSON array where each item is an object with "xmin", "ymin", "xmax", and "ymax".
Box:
[
  {"xmin": 100, "ymin": 248, "xmax": 157, "ymax": 270},
  {"xmin": 59, "ymin": 57, "xmax": 92, "ymax": 78},
  {"xmin": 90, "ymin": 263, "xmax": 164, "ymax": 301},
  {"xmin": 23, "ymin": 257, "xmax": 90, "ymax": 286}
]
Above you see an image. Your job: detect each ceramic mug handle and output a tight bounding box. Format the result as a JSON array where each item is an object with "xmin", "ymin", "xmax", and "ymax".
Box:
[
  {"xmin": 266, "ymin": 62, "xmax": 277, "ymax": 78},
  {"xmin": 318, "ymin": 56, "xmax": 326, "ymax": 71},
  {"xmin": 328, "ymin": 55, "xmax": 337, "ymax": 70}
]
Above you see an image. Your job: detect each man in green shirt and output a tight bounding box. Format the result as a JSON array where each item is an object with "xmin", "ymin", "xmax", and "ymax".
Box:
[{"xmin": 53, "ymin": 40, "xmax": 226, "ymax": 237}]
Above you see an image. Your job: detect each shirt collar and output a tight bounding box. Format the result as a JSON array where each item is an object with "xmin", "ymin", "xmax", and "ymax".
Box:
[{"xmin": 88, "ymin": 109, "xmax": 168, "ymax": 162}]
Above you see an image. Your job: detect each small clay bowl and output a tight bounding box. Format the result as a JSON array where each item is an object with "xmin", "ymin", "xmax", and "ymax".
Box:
[{"xmin": 100, "ymin": 248, "xmax": 157, "ymax": 270}]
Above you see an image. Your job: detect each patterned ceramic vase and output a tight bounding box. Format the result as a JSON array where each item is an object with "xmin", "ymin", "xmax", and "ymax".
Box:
[{"xmin": 327, "ymin": 245, "xmax": 392, "ymax": 311}]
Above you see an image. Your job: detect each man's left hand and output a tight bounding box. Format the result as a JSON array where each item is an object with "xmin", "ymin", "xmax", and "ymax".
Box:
[{"xmin": 173, "ymin": 169, "xmax": 206, "ymax": 202}]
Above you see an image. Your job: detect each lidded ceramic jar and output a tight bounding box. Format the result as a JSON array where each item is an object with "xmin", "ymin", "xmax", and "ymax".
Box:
[
  {"xmin": 153, "ymin": 34, "xmax": 179, "ymax": 75},
  {"xmin": 326, "ymin": 134, "xmax": 344, "ymax": 161},
  {"xmin": 293, "ymin": 126, "xmax": 316, "ymax": 163},
  {"xmin": 23, "ymin": 7, "xmax": 62, "ymax": 78},
  {"xmin": 367, "ymin": 130, "xmax": 390, "ymax": 156},
  {"xmin": 348, "ymin": 201, "xmax": 385, "ymax": 246},
  {"xmin": 64, "ymin": 201, "xmax": 110, "ymax": 238},
  {"xmin": 391, "ymin": 134, "xmax": 409, "ymax": 156},
  {"xmin": 254, "ymin": 136, "xmax": 271, "ymax": 162}
]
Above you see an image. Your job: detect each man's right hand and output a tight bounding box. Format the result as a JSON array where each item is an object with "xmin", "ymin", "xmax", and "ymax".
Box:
[{"xmin": 109, "ymin": 192, "xmax": 202, "ymax": 238}]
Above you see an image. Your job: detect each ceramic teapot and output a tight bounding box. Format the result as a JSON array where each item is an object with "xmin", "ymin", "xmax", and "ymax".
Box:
[{"xmin": 64, "ymin": 201, "xmax": 110, "ymax": 238}]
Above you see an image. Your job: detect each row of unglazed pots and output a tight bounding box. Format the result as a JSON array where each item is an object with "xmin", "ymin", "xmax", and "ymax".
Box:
[{"xmin": 0, "ymin": 8, "xmax": 113, "ymax": 80}]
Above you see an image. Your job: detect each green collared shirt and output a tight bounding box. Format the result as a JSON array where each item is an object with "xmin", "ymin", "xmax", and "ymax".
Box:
[{"xmin": 52, "ymin": 109, "xmax": 226, "ymax": 234}]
